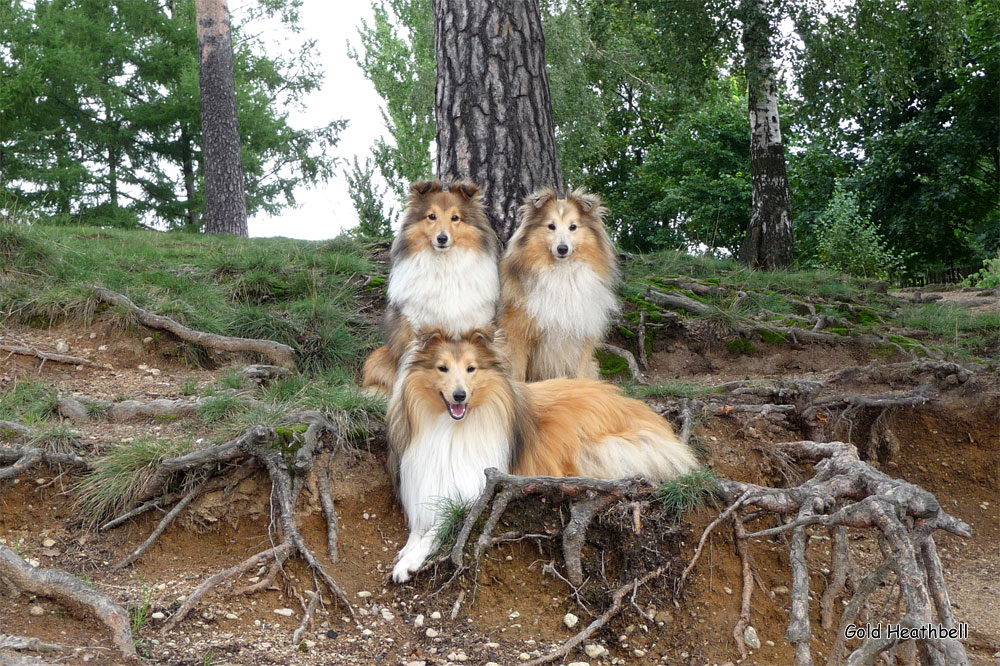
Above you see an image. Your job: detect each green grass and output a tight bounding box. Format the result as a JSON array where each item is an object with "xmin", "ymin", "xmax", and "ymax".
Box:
[
  {"xmin": 0, "ymin": 378, "xmax": 59, "ymax": 424},
  {"xmin": 29, "ymin": 422, "xmax": 80, "ymax": 453},
  {"xmin": 432, "ymin": 497, "xmax": 471, "ymax": 549},
  {"xmin": 658, "ymin": 469, "xmax": 718, "ymax": 520},
  {"xmin": 216, "ymin": 370, "xmax": 246, "ymax": 390},
  {"xmin": 627, "ymin": 380, "xmax": 719, "ymax": 400},
  {"xmin": 197, "ymin": 393, "xmax": 244, "ymax": 423},
  {"xmin": 74, "ymin": 437, "xmax": 198, "ymax": 524},
  {"xmin": 0, "ymin": 222, "xmax": 380, "ymax": 372}
]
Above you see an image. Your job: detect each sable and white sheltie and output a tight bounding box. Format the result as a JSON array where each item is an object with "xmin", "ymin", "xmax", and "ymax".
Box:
[
  {"xmin": 387, "ymin": 329, "xmax": 699, "ymax": 582},
  {"xmin": 361, "ymin": 180, "xmax": 500, "ymax": 395},
  {"xmin": 498, "ymin": 187, "xmax": 619, "ymax": 382}
]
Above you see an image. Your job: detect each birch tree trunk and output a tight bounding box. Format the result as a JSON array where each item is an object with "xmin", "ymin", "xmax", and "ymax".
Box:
[
  {"xmin": 739, "ymin": 0, "xmax": 794, "ymax": 269},
  {"xmin": 196, "ymin": 0, "xmax": 248, "ymax": 236},
  {"xmin": 433, "ymin": 0, "xmax": 563, "ymax": 244}
]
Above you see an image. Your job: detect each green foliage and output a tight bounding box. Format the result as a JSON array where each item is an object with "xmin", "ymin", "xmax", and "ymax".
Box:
[
  {"xmin": 814, "ymin": 183, "xmax": 905, "ymax": 280},
  {"xmin": 349, "ymin": 0, "xmax": 435, "ymax": 201},
  {"xmin": 197, "ymin": 394, "xmax": 244, "ymax": 423},
  {"xmin": 658, "ymin": 469, "xmax": 717, "ymax": 520},
  {"xmin": 961, "ymin": 254, "xmax": 1000, "ymax": 289},
  {"xmin": 344, "ymin": 157, "xmax": 395, "ymax": 239},
  {"xmin": 726, "ymin": 338, "xmax": 757, "ymax": 355},
  {"xmin": 596, "ymin": 348, "xmax": 628, "ymax": 378},
  {"xmin": 0, "ymin": 0, "xmax": 342, "ymax": 229},
  {"xmin": 628, "ymin": 381, "xmax": 717, "ymax": 400}
]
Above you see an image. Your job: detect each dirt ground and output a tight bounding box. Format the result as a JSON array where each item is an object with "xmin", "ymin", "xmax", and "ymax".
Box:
[{"xmin": 1, "ymin": 322, "xmax": 997, "ymax": 666}]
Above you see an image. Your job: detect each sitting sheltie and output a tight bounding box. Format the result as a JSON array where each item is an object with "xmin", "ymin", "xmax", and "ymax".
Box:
[
  {"xmin": 387, "ymin": 329, "xmax": 699, "ymax": 582},
  {"xmin": 498, "ymin": 187, "xmax": 619, "ymax": 382},
  {"xmin": 361, "ymin": 180, "xmax": 500, "ymax": 394}
]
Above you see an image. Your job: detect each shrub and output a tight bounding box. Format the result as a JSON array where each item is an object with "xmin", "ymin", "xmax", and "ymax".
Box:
[
  {"xmin": 960, "ymin": 253, "xmax": 1000, "ymax": 289},
  {"xmin": 814, "ymin": 182, "xmax": 905, "ymax": 280}
]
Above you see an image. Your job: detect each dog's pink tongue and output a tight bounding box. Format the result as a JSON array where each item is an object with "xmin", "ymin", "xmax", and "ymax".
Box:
[{"xmin": 450, "ymin": 403, "xmax": 466, "ymax": 418}]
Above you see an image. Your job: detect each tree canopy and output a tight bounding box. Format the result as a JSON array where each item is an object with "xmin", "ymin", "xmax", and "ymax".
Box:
[
  {"xmin": 0, "ymin": 0, "xmax": 343, "ymax": 230},
  {"xmin": 353, "ymin": 0, "xmax": 998, "ymax": 277}
]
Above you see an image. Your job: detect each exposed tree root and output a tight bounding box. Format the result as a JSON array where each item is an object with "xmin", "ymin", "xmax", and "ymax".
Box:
[
  {"xmin": 524, "ymin": 567, "xmax": 667, "ymax": 666},
  {"xmin": 645, "ymin": 288, "xmax": 711, "ymax": 315},
  {"xmin": 700, "ymin": 439, "xmax": 972, "ymax": 666},
  {"xmin": 597, "ymin": 342, "xmax": 646, "ymax": 383},
  {"xmin": 93, "ymin": 417, "xmax": 359, "ymax": 637},
  {"xmin": 0, "ymin": 634, "xmax": 69, "ymax": 653},
  {"xmin": 93, "ymin": 286, "xmax": 296, "ymax": 369},
  {"xmin": 0, "ymin": 444, "xmax": 91, "ymax": 481},
  {"xmin": 0, "ymin": 545, "xmax": 137, "ymax": 661},
  {"xmin": 636, "ymin": 309, "xmax": 649, "ymax": 371},
  {"xmin": 449, "ymin": 469, "xmax": 652, "ymax": 587},
  {"xmin": 0, "ymin": 343, "xmax": 109, "ymax": 370}
]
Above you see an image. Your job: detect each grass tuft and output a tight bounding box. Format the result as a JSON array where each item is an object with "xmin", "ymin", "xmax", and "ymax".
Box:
[
  {"xmin": 658, "ymin": 469, "xmax": 718, "ymax": 520},
  {"xmin": 432, "ymin": 497, "xmax": 471, "ymax": 550},
  {"xmin": 0, "ymin": 379, "xmax": 59, "ymax": 424},
  {"xmin": 74, "ymin": 437, "xmax": 198, "ymax": 524}
]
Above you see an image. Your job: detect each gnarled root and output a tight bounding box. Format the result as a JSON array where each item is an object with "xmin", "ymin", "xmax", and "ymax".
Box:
[
  {"xmin": 450, "ymin": 469, "xmax": 652, "ymax": 586},
  {"xmin": 686, "ymin": 439, "xmax": 973, "ymax": 666},
  {"xmin": 0, "ymin": 546, "xmax": 137, "ymax": 661}
]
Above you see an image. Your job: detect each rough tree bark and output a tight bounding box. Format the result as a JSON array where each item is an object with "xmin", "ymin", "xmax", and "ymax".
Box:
[
  {"xmin": 196, "ymin": 0, "xmax": 248, "ymax": 236},
  {"xmin": 433, "ymin": 0, "xmax": 563, "ymax": 243},
  {"xmin": 738, "ymin": 0, "xmax": 794, "ymax": 269}
]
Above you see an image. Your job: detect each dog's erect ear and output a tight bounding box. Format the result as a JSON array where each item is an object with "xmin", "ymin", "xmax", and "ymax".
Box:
[
  {"xmin": 409, "ymin": 180, "xmax": 442, "ymax": 198},
  {"xmin": 568, "ymin": 187, "xmax": 601, "ymax": 213},
  {"xmin": 452, "ymin": 181, "xmax": 481, "ymax": 200},
  {"xmin": 526, "ymin": 187, "xmax": 557, "ymax": 209},
  {"xmin": 418, "ymin": 328, "xmax": 447, "ymax": 349},
  {"xmin": 466, "ymin": 328, "xmax": 494, "ymax": 346}
]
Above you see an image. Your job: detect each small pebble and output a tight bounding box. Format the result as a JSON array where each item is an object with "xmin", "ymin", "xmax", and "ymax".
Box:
[
  {"xmin": 380, "ymin": 608, "xmax": 395, "ymax": 621},
  {"xmin": 357, "ymin": 590, "xmax": 372, "ymax": 598},
  {"xmin": 326, "ymin": 629, "xmax": 338, "ymax": 639},
  {"xmin": 273, "ymin": 608, "xmax": 294, "ymax": 617},
  {"xmin": 414, "ymin": 613, "xmax": 425, "ymax": 628},
  {"xmin": 744, "ymin": 625, "xmax": 761, "ymax": 650},
  {"xmin": 564, "ymin": 612, "xmax": 579, "ymax": 629},
  {"xmin": 29, "ymin": 604, "xmax": 45, "ymax": 616},
  {"xmin": 425, "ymin": 628, "xmax": 439, "ymax": 638},
  {"xmin": 225, "ymin": 613, "xmax": 238, "ymax": 620},
  {"xmin": 518, "ymin": 654, "xmax": 531, "ymax": 661},
  {"xmin": 55, "ymin": 340, "xmax": 69, "ymax": 353},
  {"xmin": 584, "ymin": 644, "xmax": 606, "ymax": 658},
  {"xmin": 41, "ymin": 538, "xmax": 56, "ymax": 548},
  {"xmin": 430, "ymin": 611, "xmax": 442, "ymax": 620},
  {"xmin": 151, "ymin": 612, "xmax": 165, "ymax": 620}
]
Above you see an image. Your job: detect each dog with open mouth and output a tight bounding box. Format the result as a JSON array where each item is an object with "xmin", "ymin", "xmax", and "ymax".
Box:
[
  {"xmin": 361, "ymin": 180, "xmax": 500, "ymax": 395},
  {"xmin": 386, "ymin": 328, "xmax": 700, "ymax": 583}
]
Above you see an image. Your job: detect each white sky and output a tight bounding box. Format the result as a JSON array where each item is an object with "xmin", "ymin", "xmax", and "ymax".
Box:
[{"xmin": 241, "ymin": 1, "xmax": 388, "ymax": 241}]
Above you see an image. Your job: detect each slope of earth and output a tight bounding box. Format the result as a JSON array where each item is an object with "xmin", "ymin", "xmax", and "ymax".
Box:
[{"xmin": 1, "ymin": 225, "xmax": 998, "ymax": 666}]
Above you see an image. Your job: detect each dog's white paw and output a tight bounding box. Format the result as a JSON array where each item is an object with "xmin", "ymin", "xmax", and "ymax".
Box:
[{"xmin": 391, "ymin": 550, "xmax": 424, "ymax": 583}]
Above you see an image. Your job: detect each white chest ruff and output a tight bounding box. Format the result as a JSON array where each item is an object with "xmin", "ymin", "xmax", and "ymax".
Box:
[
  {"xmin": 397, "ymin": 410, "xmax": 511, "ymax": 533},
  {"xmin": 387, "ymin": 249, "xmax": 499, "ymax": 336},
  {"xmin": 524, "ymin": 262, "xmax": 617, "ymax": 340}
]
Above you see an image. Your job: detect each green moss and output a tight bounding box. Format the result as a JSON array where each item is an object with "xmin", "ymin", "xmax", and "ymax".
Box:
[
  {"xmin": 759, "ymin": 330, "xmax": 787, "ymax": 344},
  {"xmin": 596, "ymin": 348, "xmax": 629, "ymax": 378},
  {"xmin": 726, "ymin": 338, "xmax": 757, "ymax": 355}
]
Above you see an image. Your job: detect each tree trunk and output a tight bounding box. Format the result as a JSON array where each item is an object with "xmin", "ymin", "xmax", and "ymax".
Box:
[
  {"xmin": 738, "ymin": 0, "xmax": 794, "ymax": 269},
  {"xmin": 433, "ymin": 0, "xmax": 563, "ymax": 244},
  {"xmin": 196, "ymin": 0, "xmax": 247, "ymax": 236},
  {"xmin": 180, "ymin": 125, "xmax": 201, "ymax": 230}
]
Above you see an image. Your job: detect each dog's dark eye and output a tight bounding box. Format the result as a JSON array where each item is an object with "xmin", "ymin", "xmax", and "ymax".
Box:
[
  {"xmin": 451, "ymin": 215, "xmax": 459, "ymax": 222},
  {"xmin": 547, "ymin": 223, "xmax": 556, "ymax": 230},
  {"xmin": 428, "ymin": 213, "xmax": 437, "ymax": 221},
  {"xmin": 569, "ymin": 224, "xmax": 577, "ymax": 231},
  {"xmin": 467, "ymin": 366, "xmax": 475, "ymax": 373},
  {"xmin": 437, "ymin": 365, "xmax": 448, "ymax": 372}
]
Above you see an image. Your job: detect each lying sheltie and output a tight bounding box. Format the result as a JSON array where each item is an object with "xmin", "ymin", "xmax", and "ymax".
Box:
[
  {"xmin": 387, "ymin": 328, "xmax": 699, "ymax": 582},
  {"xmin": 498, "ymin": 187, "xmax": 619, "ymax": 382},
  {"xmin": 362, "ymin": 180, "xmax": 500, "ymax": 394}
]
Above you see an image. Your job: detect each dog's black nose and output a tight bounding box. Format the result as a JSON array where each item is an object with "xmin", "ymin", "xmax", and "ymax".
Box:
[
  {"xmin": 436, "ymin": 233, "xmax": 449, "ymax": 246},
  {"xmin": 452, "ymin": 389, "xmax": 467, "ymax": 403},
  {"xmin": 556, "ymin": 244, "xmax": 569, "ymax": 256}
]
